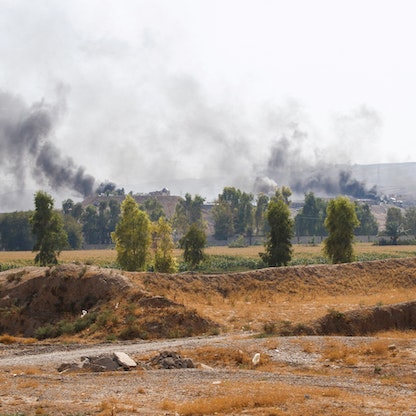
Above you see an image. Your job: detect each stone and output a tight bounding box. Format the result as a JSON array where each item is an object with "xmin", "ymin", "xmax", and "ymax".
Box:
[
  {"xmin": 93, "ymin": 356, "xmax": 120, "ymax": 371},
  {"xmin": 113, "ymin": 351, "xmax": 137, "ymax": 369},
  {"xmin": 182, "ymin": 358, "xmax": 195, "ymax": 369},
  {"xmin": 252, "ymin": 353, "xmax": 261, "ymax": 366},
  {"xmin": 57, "ymin": 362, "xmax": 80, "ymax": 373},
  {"xmin": 82, "ymin": 361, "xmax": 106, "ymax": 372},
  {"xmin": 200, "ymin": 363, "xmax": 215, "ymax": 371},
  {"xmin": 148, "ymin": 351, "xmax": 194, "ymax": 369}
]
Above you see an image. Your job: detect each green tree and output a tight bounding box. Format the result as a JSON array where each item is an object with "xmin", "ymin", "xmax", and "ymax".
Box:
[
  {"xmin": 111, "ymin": 195, "xmax": 151, "ymax": 271},
  {"xmin": 274, "ymin": 186, "xmax": 292, "ymax": 206},
  {"xmin": 354, "ymin": 202, "xmax": 378, "ymax": 236},
  {"xmin": 31, "ymin": 191, "xmax": 68, "ymax": 266},
  {"xmin": 142, "ymin": 197, "xmax": 165, "ymax": 222},
  {"xmin": 173, "ymin": 193, "xmax": 205, "ymax": 236},
  {"xmin": 212, "ymin": 200, "xmax": 234, "ymax": 240},
  {"xmin": 97, "ymin": 200, "xmax": 111, "ymax": 244},
  {"xmin": 107, "ymin": 199, "xmax": 121, "ymax": 234},
  {"xmin": 62, "ymin": 214, "xmax": 83, "ymax": 249},
  {"xmin": 179, "ymin": 223, "xmax": 206, "ymax": 268},
  {"xmin": 404, "ymin": 207, "xmax": 416, "ymax": 236},
  {"xmin": 323, "ymin": 196, "xmax": 360, "ymax": 263},
  {"xmin": 213, "ymin": 187, "xmax": 254, "ymax": 239},
  {"xmin": 152, "ymin": 217, "xmax": 177, "ymax": 273},
  {"xmin": 295, "ymin": 192, "xmax": 327, "ymax": 237},
  {"xmin": 254, "ymin": 193, "xmax": 269, "ymax": 235},
  {"xmin": 71, "ymin": 202, "xmax": 84, "ymax": 220},
  {"xmin": 384, "ymin": 206, "xmax": 405, "ymax": 244},
  {"xmin": 0, "ymin": 211, "xmax": 34, "ymax": 250},
  {"xmin": 260, "ymin": 192, "xmax": 294, "ymax": 267},
  {"xmin": 62, "ymin": 198, "xmax": 74, "ymax": 215},
  {"xmin": 81, "ymin": 205, "xmax": 99, "ymax": 244}
]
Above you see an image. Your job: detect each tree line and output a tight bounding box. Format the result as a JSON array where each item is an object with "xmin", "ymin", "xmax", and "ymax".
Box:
[
  {"xmin": 2, "ymin": 187, "xmax": 416, "ymax": 270},
  {"xmin": 3, "ymin": 188, "xmax": 416, "ymax": 253}
]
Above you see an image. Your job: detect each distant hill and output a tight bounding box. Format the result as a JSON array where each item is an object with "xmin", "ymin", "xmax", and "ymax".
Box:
[{"xmin": 350, "ymin": 162, "xmax": 416, "ymax": 202}]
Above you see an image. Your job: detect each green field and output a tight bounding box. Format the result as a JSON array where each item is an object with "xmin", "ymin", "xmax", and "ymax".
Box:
[{"xmin": 1, "ymin": 243, "xmax": 416, "ymax": 272}]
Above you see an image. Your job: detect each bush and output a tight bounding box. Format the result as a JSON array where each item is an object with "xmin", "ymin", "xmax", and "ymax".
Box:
[
  {"xmin": 35, "ymin": 324, "xmax": 61, "ymax": 340},
  {"xmin": 228, "ymin": 235, "xmax": 247, "ymax": 248},
  {"xmin": 195, "ymin": 255, "xmax": 265, "ymax": 273},
  {"xmin": 34, "ymin": 313, "xmax": 98, "ymax": 340}
]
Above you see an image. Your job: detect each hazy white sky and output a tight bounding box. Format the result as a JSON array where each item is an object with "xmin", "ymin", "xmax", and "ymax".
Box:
[{"xmin": 1, "ymin": 0, "xmax": 416, "ymax": 208}]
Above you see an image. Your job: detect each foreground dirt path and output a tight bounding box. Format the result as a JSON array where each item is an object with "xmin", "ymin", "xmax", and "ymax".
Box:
[{"xmin": 1, "ymin": 334, "xmax": 416, "ymax": 415}]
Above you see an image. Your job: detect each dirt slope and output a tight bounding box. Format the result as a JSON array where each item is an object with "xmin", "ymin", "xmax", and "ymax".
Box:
[
  {"xmin": 1, "ymin": 258, "xmax": 416, "ymax": 339},
  {"xmin": 0, "ymin": 264, "xmax": 217, "ymax": 338}
]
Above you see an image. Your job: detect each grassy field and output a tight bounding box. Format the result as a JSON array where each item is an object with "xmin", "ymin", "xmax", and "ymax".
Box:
[{"xmin": 1, "ymin": 242, "xmax": 416, "ymax": 272}]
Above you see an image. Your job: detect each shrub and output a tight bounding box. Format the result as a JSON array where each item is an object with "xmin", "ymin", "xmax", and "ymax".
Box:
[{"xmin": 228, "ymin": 235, "xmax": 247, "ymax": 248}]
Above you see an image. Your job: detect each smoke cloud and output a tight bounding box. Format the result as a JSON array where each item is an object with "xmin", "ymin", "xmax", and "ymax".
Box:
[
  {"xmin": 0, "ymin": 90, "xmax": 95, "ymax": 201},
  {"xmin": 0, "ymin": 82, "xmax": 381, "ymax": 210},
  {"xmin": 257, "ymin": 108, "xmax": 381, "ymax": 200}
]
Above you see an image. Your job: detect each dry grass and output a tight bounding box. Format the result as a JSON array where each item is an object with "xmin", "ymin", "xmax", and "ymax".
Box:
[
  {"xmin": 162, "ymin": 381, "xmax": 305, "ymax": 415},
  {"xmin": 160, "ymin": 381, "xmax": 378, "ymax": 416},
  {"xmin": 0, "ymin": 334, "xmax": 37, "ymax": 344},
  {"xmin": 17, "ymin": 379, "xmax": 40, "ymax": 388},
  {"xmin": 179, "ymin": 344, "xmax": 273, "ymax": 370}
]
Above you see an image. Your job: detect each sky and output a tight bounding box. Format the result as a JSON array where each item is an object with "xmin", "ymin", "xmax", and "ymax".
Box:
[{"xmin": 1, "ymin": 0, "xmax": 416, "ymax": 211}]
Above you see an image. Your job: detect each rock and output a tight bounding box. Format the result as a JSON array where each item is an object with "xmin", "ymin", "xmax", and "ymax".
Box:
[
  {"xmin": 57, "ymin": 362, "xmax": 80, "ymax": 373},
  {"xmin": 81, "ymin": 355, "xmax": 121, "ymax": 372},
  {"xmin": 93, "ymin": 356, "xmax": 120, "ymax": 371},
  {"xmin": 58, "ymin": 354, "xmax": 133, "ymax": 373},
  {"xmin": 252, "ymin": 353, "xmax": 261, "ymax": 366},
  {"xmin": 182, "ymin": 358, "xmax": 195, "ymax": 368},
  {"xmin": 82, "ymin": 361, "xmax": 107, "ymax": 372},
  {"xmin": 113, "ymin": 351, "xmax": 137, "ymax": 369},
  {"xmin": 148, "ymin": 351, "xmax": 194, "ymax": 369}
]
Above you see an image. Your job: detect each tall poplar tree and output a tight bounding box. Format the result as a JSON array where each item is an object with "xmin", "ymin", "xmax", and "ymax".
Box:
[
  {"xmin": 111, "ymin": 195, "xmax": 150, "ymax": 271},
  {"xmin": 260, "ymin": 189, "xmax": 294, "ymax": 267},
  {"xmin": 152, "ymin": 217, "xmax": 177, "ymax": 273},
  {"xmin": 324, "ymin": 196, "xmax": 360, "ymax": 263},
  {"xmin": 31, "ymin": 191, "xmax": 68, "ymax": 266}
]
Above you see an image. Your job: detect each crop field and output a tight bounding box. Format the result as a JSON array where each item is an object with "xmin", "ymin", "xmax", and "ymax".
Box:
[{"xmin": 1, "ymin": 242, "xmax": 416, "ymax": 272}]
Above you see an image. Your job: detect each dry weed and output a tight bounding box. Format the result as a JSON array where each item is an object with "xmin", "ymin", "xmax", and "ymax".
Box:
[
  {"xmin": 180, "ymin": 344, "xmax": 273, "ymax": 370},
  {"xmin": 169, "ymin": 382, "xmax": 300, "ymax": 415},
  {"xmin": 162, "ymin": 382, "xmax": 360, "ymax": 416},
  {"xmin": 0, "ymin": 334, "xmax": 37, "ymax": 344},
  {"xmin": 321, "ymin": 340, "xmax": 359, "ymax": 365},
  {"xmin": 17, "ymin": 379, "xmax": 40, "ymax": 388}
]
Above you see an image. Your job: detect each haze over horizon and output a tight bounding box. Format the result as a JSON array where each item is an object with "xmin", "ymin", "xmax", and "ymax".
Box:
[{"xmin": 1, "ymin": 1, "xmax": 416, "ymax": 211}]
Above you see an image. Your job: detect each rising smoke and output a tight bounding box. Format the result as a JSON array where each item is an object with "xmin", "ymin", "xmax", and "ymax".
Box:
[
  {"xmin": 0, "ymin": 83, "xmax": 380, "ymax": 210},
  {"xmin": 0, "ymin": 91, "xmax": 95, "ymax": 199},
  {"xmin": 255, "ymin": 117, "xmax": 380, "ymax": 200}
]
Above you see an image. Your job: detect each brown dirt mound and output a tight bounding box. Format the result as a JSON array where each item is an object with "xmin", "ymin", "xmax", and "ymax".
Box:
[
  {"xmin": 2, "ymin": 257, "xmax": 416, "ymax": 339},
  {"xmin": 0, "ymin": 264, "xmax": 217, "ymax": 339},
  {"xmin": 310, "ymin": 300, "xmax": 416, "ymax": 336},
  {"xmin": 135, "ymin": 257, "xmax": 416, "ymax": 299}
]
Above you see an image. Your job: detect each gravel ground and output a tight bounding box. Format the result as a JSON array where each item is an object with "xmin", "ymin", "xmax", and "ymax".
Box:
[{"xmin": 1, "ymin": 334, "xmax": 416, "ymax": 415}]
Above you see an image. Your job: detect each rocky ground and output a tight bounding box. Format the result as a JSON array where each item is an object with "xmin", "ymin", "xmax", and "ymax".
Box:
[
  {"xmin": 1, "ymin": 259, "xmax": 416, "ymax": 415},
  {"xmin": 1, "ymin": 333, "xmax": 416, "ymax": 415}
]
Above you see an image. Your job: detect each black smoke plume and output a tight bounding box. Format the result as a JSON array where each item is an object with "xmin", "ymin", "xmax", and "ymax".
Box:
[
  {"xmin": 0, "ymin": 91, "xmax": 95, "ymax": 197},
  {"xmin": 263, "ymin": 131, "xmax": 379, "ymax": 200}
]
